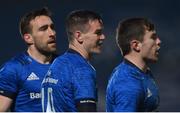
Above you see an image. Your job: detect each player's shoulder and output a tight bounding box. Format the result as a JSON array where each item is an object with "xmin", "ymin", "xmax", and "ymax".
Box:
[
  {"xmin": 0, "ymin": 52, "xmax": 31, "ymax": 73},
  {"xmin": 4, "ymin": 52, "xmax": 30, "ymax": 67},
  {"xmin": 110, "ymin": 62, "xmax": 141, "ymax": 86},
  {"xmin": 49, "ymin": 53, "xmax": 72, "ymax": 71},
  {"xmin": 12, "ymin": 52, "xmax": 31, "ymax": 65},
  {"xmin": 53, "ymin": 51, "xmax": 83, "ymax": 65},
  {"xmin": 110, "ymin": 63, "xmax": 126, "ymax": 78}
]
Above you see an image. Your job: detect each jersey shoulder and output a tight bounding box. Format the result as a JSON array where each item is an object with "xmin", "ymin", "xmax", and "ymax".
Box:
[{"xmin": 0, "ymin": 52, "xmax": 31, "ymax": 71}]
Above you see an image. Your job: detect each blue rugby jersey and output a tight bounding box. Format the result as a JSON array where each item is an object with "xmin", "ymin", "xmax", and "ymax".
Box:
[
  {"xmin": 106, "ymin": 59, "xmax": 159, "ymax": 112},
  {"xmin": 0, "ymin": 52, "xmax": 53, "ymax": 112},
  {"xmin": 41, "ymin": 49, "xmax": 97, "ymax": 112}
]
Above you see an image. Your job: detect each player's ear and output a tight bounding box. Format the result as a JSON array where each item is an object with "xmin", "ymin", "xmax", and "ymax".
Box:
[
  {"xmin": 131, "ymin": 40, "xmax": 141, "ymax": 52},
  {"xmin": 23, "ymin": 33, "xmax": 34, "ymax": 45},
  {"xmin": 74, "ymin": 31, "xmax": 83, "ymax": 43}
]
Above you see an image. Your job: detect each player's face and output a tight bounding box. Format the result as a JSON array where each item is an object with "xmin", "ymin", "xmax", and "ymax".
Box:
[
  {"xmin": 140, "ymin": 30, "xmax": 161, "ymax": 62},
  {"xmin": 82, "ymin": 20, "xmax": 105, "ymax": 54},
  {"xmin": 30, "ymin": 15, "xmax": 57, "ymax": 54}
]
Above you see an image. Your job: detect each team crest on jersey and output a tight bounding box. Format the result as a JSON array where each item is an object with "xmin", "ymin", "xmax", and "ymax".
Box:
[
  {"xmin": 27, "ymin": 72, "xmax": 40, "ymax": 80},
  {"xmin": 0, "ymin": 67, "xmax": 4, "ymax": 72},
  {"xmin": 147, "ymin": 88, "xmax": 152, "ymax": 98}
]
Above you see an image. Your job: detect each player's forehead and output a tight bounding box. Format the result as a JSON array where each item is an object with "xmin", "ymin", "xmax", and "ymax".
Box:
[
  {"xmin": 30, "ymin": 15, "xmax": 53, "ymax": 28},
  {"xmin": 88, "ymin": 19, "xmax": 103, "ymax": 31}
]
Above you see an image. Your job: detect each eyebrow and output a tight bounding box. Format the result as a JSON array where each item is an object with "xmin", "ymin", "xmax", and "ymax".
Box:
[
  {"xmin": 39, "ymin": 24, "xmax": 48, "ymax": 31},
  {"xmin": 151, "ymin": 33, "xmax": 158, "ymax": 40},
  {"xmin": 38, "ymin": 23, "xmax": 54, "ymax": 31}
]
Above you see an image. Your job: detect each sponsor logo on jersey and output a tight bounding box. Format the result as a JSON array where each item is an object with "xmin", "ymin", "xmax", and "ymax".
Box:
[
  {"xmin": 80, "ymin": 99, "xmax": 96, "ymax": 103},
  {"xmin": 27, "ymin": 72, "xmax": 40, "ymax": 80},
  {"xmin": 30, "ymin": 92, "xmax": 41, "ymax": 99},
  {"xmin": 42, "ymin": 70, "xmax": 58, "ymax": 84},
  {"xmin": 42, "ymin": 77, "xmax": 58, "ymax": 84}
]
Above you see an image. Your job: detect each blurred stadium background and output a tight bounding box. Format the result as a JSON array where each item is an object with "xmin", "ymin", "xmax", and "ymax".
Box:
[{"xmin": 0, "ymin": 0, "xmax": 180, "ymax": 111}]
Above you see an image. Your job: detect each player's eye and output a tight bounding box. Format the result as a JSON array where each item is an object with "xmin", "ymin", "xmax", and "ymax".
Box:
[
  {"xmin": 50, "ymin": 24, "xmax": 55, "ymax": 30},
  {"xmin": 151, "ymin": 34, "xmax": 158, "ymax": 40},
  {"xmin": 39, "ymin": 25, "xmax": 48, "ymax": 31},
  {"xmin": 94, "ymin": 29, "xmax": 103, "ymax": 36}
]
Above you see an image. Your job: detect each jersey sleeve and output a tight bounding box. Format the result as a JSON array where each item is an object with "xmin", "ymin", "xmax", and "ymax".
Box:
[
  {"xmin": 0, "ymin": 62, "xmax": 19, "ymax": 99},
  {"xmin": 73, "ymin": 66, "xmax": 97, "ymax": 102}
]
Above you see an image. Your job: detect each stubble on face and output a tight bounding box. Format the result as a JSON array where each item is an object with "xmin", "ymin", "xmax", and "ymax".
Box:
[{"xmin": 30, "ymin": 16, "xmax": 57, "ymax": 55}]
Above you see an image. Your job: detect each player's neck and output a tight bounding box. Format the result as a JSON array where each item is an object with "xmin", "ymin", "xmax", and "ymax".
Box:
[
  {"xmin": 124, "ymin": 54, "xmax": 148, "ymax": 72},
  {"xmin": 69, "ymin": 44, "xmax": 90, "ymax": 60},
  {"xmin": 27, "ymin": 48, "xmax": 52, "ymax": 64}
]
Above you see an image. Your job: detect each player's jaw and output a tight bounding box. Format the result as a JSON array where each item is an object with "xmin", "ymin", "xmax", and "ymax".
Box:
[
  {"xmin": 149, "ymin": 46, "xmax": 160, "ymax": 62},
  {"xmin": 92, "ymin": 39, "xmax": 104, "ymax": 53}
]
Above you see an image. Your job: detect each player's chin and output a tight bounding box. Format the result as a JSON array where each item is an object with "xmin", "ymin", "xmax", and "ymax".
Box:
[
  {"xmin": 154, "ymin": 52, "xmax": 160, "ymax": 61},
  {"xmin": 93, "ymin": 48, "xmax": 102, "ymax": 54},
  {"xmin": 48, "ymin": 46, "xmax": 57, "ymax": 53},
  {"xmin": 149, "ymin": 57, "xmax": 159, "ymax": 62},
  {"xmin": 48, "ymin": 43, "xmax": 56, "ymax": 48},
  {"xmin": 48, "ymin": 42, "xmax": 56, "ymax": 47}
]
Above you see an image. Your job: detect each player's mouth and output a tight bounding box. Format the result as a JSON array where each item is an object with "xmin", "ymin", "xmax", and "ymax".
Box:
[
  {"xmin": 97, "ymin": 40, "xmax": 104, "ymax": 46},
  {"xmin": 48, "ymin": 40, "xmax": 56, "ymax": 45},
  {"xmin": 155, "ymin": 47, "xmax": 160, "ymax": 55}
]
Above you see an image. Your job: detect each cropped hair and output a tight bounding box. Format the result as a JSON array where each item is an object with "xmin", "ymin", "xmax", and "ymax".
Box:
[
  {"xmin": 116, "ymin": 17, "xmax": 154, "ymax": 56},
  {"xmin": 19, "ymin": 7, "xmax": 52, "ymax": 37},
  {"xmin": 66, "ymin": 9, "xmax": 103, "ymax": 42}
]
